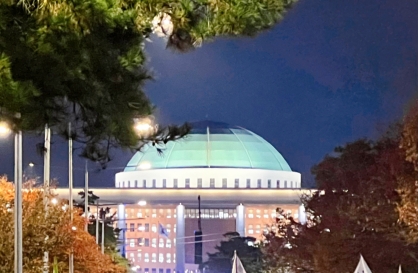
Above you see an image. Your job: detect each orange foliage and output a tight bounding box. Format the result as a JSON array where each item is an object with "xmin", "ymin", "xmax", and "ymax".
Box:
[{"xmin": 0, "ymin": 176, "xmax": 127, "ymax": 273}]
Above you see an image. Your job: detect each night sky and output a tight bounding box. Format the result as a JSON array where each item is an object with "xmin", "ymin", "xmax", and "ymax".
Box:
[{"xmin": 0, "ymin": 0, "xmax": 417, "ymax": 188}]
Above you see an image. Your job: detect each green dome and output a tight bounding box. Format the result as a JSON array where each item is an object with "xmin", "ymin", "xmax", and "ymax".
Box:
[{"xmin": 124, "ymin": 121, "xmax": 292, "ymax": 172}]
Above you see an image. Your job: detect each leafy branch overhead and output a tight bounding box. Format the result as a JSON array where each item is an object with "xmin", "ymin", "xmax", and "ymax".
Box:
[{"xmin": 0, "ymin": 0, "xmax": 295, "ymax": 164}]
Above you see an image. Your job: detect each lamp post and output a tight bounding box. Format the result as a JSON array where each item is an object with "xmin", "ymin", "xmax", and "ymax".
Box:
[{"xmin": 0, "ymin": 120, "xmax": 23, "ymax": 273}]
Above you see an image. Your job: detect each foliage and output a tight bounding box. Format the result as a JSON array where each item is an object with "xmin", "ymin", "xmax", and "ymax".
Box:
[
  {"xmin": 0, "ymin": 176, "xmax": 127, "ymax": 273},
  {"xmin": 263, "ymin": 128, "xmax": 418, "ymax": 273},
  {"xmin": 398, "ymin": 99, "xmax": 418, "ymax": 243},
  {"xmin": 201, "ymin": 232, "xmax": 263, "ymax": 273},
  {"xmin": 0, "ymin": 0, "xmax": 295, "ymax": 165}
]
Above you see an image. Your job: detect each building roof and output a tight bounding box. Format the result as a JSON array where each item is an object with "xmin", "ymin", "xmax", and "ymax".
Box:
[{"xmin": 124, "ymin": 120, "xmax": 292, "ymax": 172}]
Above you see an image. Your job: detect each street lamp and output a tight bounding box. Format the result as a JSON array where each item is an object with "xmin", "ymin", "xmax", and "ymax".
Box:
[{"xmin": 0, "ymin": 120, "xmax": 23, "ymax": 273}]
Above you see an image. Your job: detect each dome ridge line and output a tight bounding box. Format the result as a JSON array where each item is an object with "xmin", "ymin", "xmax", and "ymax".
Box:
[{"xmin": 230, "ymin": 128, "xmax": 254, "ymax": 168}]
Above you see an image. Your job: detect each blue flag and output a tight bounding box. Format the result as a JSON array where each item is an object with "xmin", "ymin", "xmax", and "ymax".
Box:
[{"xmin": 159, "ymin": 223, "xmax": 169, "ymax": 238}]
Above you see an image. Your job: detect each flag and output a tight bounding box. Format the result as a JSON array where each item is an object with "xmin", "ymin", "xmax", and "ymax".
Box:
[
  {"xmin": 232, "ymin": 250, "xmax": 246, "ymax": 273},
  {"xmin": 398, "ymin": 265, "xmax": 402, "ymax": 273},
  {"xmin": 354, "ymin": 254, "xmax": 372, "ymax": 273},
  {"xmin": 158, "ymin": 223, "xmax": 169, "ymax": 238}
]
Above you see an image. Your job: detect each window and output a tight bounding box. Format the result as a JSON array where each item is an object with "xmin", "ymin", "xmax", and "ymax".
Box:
[
  {"xmin": 284, "ymin": 180, "xmax": 287, "ymax": 188},
  {"xmin": 144, "ymin": 253, "xmax": 149, "ymax": 263},
  {"xmin": 257, "ymin": 179, "xmax": 261, "ymax": 188},
  {"xmin": 248, "ymin": 209, "xmax": 254, "ymax": 218},
  {"xmin": 174, "ymin": 224, "xmax": 176, "ymax": 233},
  {"xmin": 174, "ymin": 179, "xmax": 178, "ymax": 188},
  {"xmin": 290, "ymin": 181, "xmax": 293, "ymax": 188},
  {"xmin": 167, "ymin": 210, "xmax": 172, "ymax": 219},
  {"xmin": 152, "ymin": 238, "xmax": 157, "ymax": 248},
  {"xmin": 256, "ymin": 224, "xmax": 261, "ymax": 234},
  {"xmin": 159, "ymin": 253, "xmax": 164, "ymax": 263},
  {"xmin": 144, "ymin": 238, "xmax": 150, "ymax": 247},
  {"xmin": 166, "ymin": 253, "xmax": 171, "ymax": 263},
  {"xmin": 152, "ymin": 179, "xmax": 156, "ymax": 188},
  {"xmin": 163, "ymin": 179, "xmax": 166, "ymax": 188},
  {"xmin": 138, "ymin": 253, "xmax": 142, "ymax": 262},
  {"xmin": 137, "ymin": 238, "xmax": 143, "ymax": 246},
  {"xmin": 145, "ymin": 269, "xmax": 149, "ymax": 273},
  {"xmin": 197, "ymin": 178, "xmax": 202, "ymax": 188},
  {"xmin": 152, "ymin": 253, "xmax": 156, "ymax": 263},
  {"xmin": 143, "ymin": 179, "xmax": 146, "ymax": 187},
  {"xmin": 248, "ymin": 224, "xmax": 254, "ymax": 234},
  {"xmin": 134, "ymin": 180, "xmax": 138, "ymax": 187},
  {"xmin": 166, "ymin": 269, "xmax": 171, "ymax": 273},
  {"xmin": 167, "ymin": 224, "xmax": 171, "ymax": 233},
  {"xmin": 138, "ymin": 223, "xmax": 144, "ymax": 231},
  {"xmin": 130, "ymin": 223, "xmax": 135, "ymax": 232},
  {"xmin": 152, "ymin": 224, "xmax": 157, "ymax": 232},
  {"xmin": 137, "ymin": 211, "xmax": 143, "ymax": 218},
  {"xmin": 166, "ymin": 239, "xmax": 172, "ymax": 248},
  {"xmin": 235, "ymin": 179, "xmax": 239, "ymax": 188},
  {"xmin": 256, "ymin": 209, "xmax": 261, "ymax": 218},
  {"xmin": 152, "ymin": 268, "xmax": 157, "ymax": 273},
  {"xmin": 145, "ymin": 223, "xmax": 150, "ymax": 232},
  {"xmin": 267, "ymin": 179, "xmax": 271, "ymax": 188},
  {"xmin": 185, "ymin": 178, "xmax": 190, "ymax": 188},
  {"xmin": 210, "ymin": 178, "xmax": 215, "ymax": 188},
  {"xmin": 159, "ymin": 238, "xmax": 164, "ymax": 248},
  {"xmin": 152, "ymin": 209, "xmax": 157, "ymax": 218},
  {"xmin": 246, "ymin": 179, "xmax": 251, "ymax": 188},
  {"xmin": 130, "ymin": 239, "xmax": 135, "ymax": 247},
  {"xmin": 159, "ymin": 269, "xmax": 164, "ymax": 273},
  {"xmin": 222, "ymin": 178, "xmax": 227, "ymax": 188}
]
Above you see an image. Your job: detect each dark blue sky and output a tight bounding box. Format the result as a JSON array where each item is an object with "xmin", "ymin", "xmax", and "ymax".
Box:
[{"xmin": 0, "ymin": 0, "xmax": 417, "ymax": 188}]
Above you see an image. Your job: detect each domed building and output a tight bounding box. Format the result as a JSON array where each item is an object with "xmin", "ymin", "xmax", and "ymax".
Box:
[{"xmin": 57, "ymin": 120, "xmax": 307, "ymax": 273}]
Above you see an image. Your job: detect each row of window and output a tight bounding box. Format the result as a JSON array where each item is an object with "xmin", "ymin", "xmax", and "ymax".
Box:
[
  {"xmin": 117, "ymin": 178, "xmax": 299, "ymax": 189},
  {"xmin": 130, "ymin": 252, "xmax": 175, "ymax": 264},
  {"xmin": 128, "ymin": 223, "xmax": 175, "ymax": 234},
  {"xmin": 129, "ymin": 238, "xmax": 174, "ymax": 248}
]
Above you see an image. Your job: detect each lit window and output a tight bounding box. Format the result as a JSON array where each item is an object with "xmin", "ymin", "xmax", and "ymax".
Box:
[
  {"xmin": 152, "ymin": 253, "xmax": 156, "ymax": 263},
  {"xmin": 248, "ymin": 209, "xmax": 254, "ymax": 218},
  {"xmin": 166, "ymin": 224, "xmax": 171, "ymax": 233},
  {"xmin": 167, "ymin": 210, "xmax": 172, "ymax": 218},
  {"xmin": 152, "ymin": 238, "xmax": 157, "ymax": 248},
  {"xmin": 137, "ymin": 238, "xmax": 143, "ymax": 246},
  {"xmin": 138, "ymin": 253, "xmax": 142, "ymax": 261},
  {"xmin": 174, "ymin": 224, "xmax": 176, "ymax": 233},
  {"xmin": 130, "ymin": 223, "xmax": 135, "ymax": 232},
  {"xmin": 174, "ymin": 238, "xmax": 176, "ymax": 246},
  {"xmin": 145, "ymin": 223, "xmax": 150, "ymax": 232},
  {"xmin": 248, "ymin": 225, "xmax": 254, "ymax": 234},
  {"xmin": 256, "ymin": 209, "xmax": 261, "ymax": 218},
  {"xmin": 130, "ymin": 239, "xmax": 135, "ymax": 247},
  {"xmin": 152, "ymin": 224, "xmax": 157, "ymax": 232},
  {"xmin": 256, "ymin": 224, "xmax": 261, "ymax": 234},
  {"xmin": 159, "ymin": 253, "xmax": 164, "ymax": 263},
  {"xmin": 159, "ymin": 238, "xmax": 164, "ymax": 248},
  {"xmin": 137, "ymin": 211, "xmax": 143, "ymax": 218},
  {"xmin": 138, "ymin": 223, "xmax": 144, "ymax": 231},
  {"xmin": 144, "ymin": 253, "xmax": 149, "ymax": 263},
  {"xmin": 166, "ymin": 253, "xmax": 171, "ymax": 263},
  {"xmin": 166, "ymin": 239, "xmax": 172, "ymax": 248}
]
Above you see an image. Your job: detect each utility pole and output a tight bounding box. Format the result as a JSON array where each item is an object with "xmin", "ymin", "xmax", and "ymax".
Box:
[
  {"xmin": 84, "ymin": 160, "xmax": 89, "ymax": 232},
  {"xmin": 43, "ymin": 124, "xmax": 51, "ymax": 273},
  {"xmin": 14, "ymin": 130, "xmax": 23, "ymax": 273},
  {"xmin": 68, "ymin": 122, "xmax": 74, "ymax": 273}
]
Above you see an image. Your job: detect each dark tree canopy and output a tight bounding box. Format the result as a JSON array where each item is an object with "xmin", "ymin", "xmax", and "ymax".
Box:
[
  {"xmin": 263, "ymin": 126, "xmax": 418, "ymax": 273},
  {"xmin": 201, "ymin": 232, "xmax": 262, "ymax": 273},
  {"xmin": 0, "ymin": 0, "xmax": 295, "ymax": 165}
]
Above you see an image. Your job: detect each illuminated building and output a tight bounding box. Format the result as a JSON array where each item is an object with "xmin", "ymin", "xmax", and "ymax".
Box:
[{"xmin": 57, "ymin": 120, "xmax": 308, "ymax": 273}]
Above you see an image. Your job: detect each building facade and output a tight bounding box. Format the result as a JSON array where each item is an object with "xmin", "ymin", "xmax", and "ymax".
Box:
[{"xmin": 56, "ymin": 120, "xmax": 308, "ymax": 273}]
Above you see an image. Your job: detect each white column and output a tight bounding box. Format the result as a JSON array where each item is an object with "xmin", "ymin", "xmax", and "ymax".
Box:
[
  {"xmin": 298, "ymin": 204, "xmax": 306, "ymax": 225},
  {"xmin": 236, "ymin": 204, "xmax": 245, "ymax": 237},
  {"xmin": 175, "ymin": 204, "xmax": 185, "ymax": 273},
  {"xmin": 117, "ymin": 204, "xmax": 126, "ymax": 257}
]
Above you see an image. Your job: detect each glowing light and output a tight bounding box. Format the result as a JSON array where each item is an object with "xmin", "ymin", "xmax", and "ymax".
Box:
[
  {"xmin": 28, "ymin": 162, "xmax": 34, "ymax": 167},
  {"xmin": 137, "ymin": 200, "xmax": 147, "ymax": 206},
  {"xmin": 51, "ymin": 198, "xmax": 58, "ymax": 205},
  {"xmin": 0, "ymin": 121, "xmax": 11, "ymax": 135},
  {"xmin": 71, "ymin": 226, "xmax": 77, "ymax": 231},
  {"xmin": 138, "ymin": 162, "xmax": 151, "ymax": 170}
]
